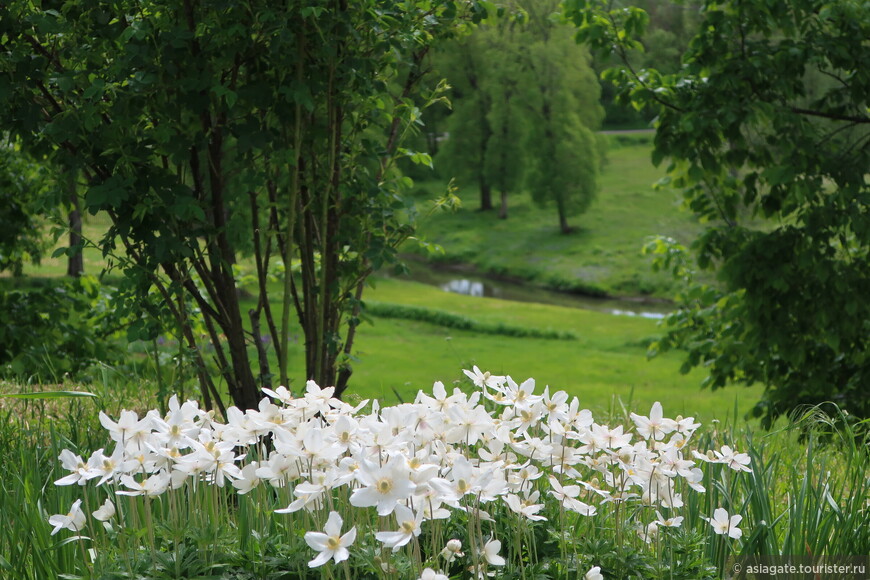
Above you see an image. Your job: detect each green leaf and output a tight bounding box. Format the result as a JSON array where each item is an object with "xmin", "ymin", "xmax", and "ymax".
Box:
[{"xmin": 0, "ymin": 391, "xmax": 98, "ymax": 400}]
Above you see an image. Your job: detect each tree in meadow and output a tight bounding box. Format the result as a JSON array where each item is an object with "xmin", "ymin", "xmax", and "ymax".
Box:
[
  {"xmin": 567, "ymin": 0, "xmax": 870, "ymax": 423},
  {"xmin": 435, "ymin": 28, "xmax": 499, "ymax": 211},
  {"xmin": 521, "ymin": 7, "xmax": 603, "ymax": 234}
]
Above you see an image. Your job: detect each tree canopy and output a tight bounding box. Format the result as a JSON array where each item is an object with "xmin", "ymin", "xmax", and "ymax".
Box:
[
  {"xmin": 437, "ymin": 0, "xmax": 603, "ymax": 230},
  {"xmin": 0, "ymin": 0, "xmax": 475, "ymax": 411},
  {"xmin": 567, "ymin": 0, "xmax": 870, "ymax": 424}
]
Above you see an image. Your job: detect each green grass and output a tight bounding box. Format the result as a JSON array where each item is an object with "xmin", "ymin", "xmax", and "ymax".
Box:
[
  {"xmin": 346, "ymin": 277, "xmax": 763, "ymax": 421},
  {"xmin": 408, "ymin": 137, "xmax": 704, "ymax": 297}
]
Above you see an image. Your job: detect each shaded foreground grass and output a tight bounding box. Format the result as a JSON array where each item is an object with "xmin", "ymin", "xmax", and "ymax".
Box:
[{"xmin": 1, "ymin": 379, "xmax": 866, "ymax": 579}]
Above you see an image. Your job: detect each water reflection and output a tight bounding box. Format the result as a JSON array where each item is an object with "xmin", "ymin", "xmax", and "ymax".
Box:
[
  {"xmin": 608, "ymin": 309, "xmax": 666, "ymax": 320},
  {"xmin": 436, "ymin": 278, "xmax": 666, "ymax": 320},
  {"xmin": 402, "ymin": 266, "xmax": 670, "ymax": 320},
  {"xmin": 441, "ymin": 279, "xmax": 488, "ymax": 297}
]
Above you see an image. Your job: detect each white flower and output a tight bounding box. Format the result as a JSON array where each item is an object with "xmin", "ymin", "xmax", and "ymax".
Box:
[
  {"xmin": 655, "ymin": 510, "xmax": 683, "ymax": 528},
  {"xmin": 548, "ymin": 475, "xmax": 581, "ymax": 502},
  {"xmin": 374, "ymin": 503, "xmax": 423, "ymax": 551},
  {"xmin": 303, "ymin": 511, "xmax": 357, "ymax": 567},
  {"xmin": 99, "ymin": 409, "xmax": 151, "ymax": 447},
  {"xmin": 638, "ymin": 521, "xmax": 659, "ymax": 543},
  {"xmin": 482, "ymin": 537, "xmax": 505, "ymax": 566},
  {"xmin": 116, "ymin": 471, "xmax": 171, "ymax": 497},
  {"xmin": 55, "ymin": 449, "xmax": 94, "ymax": 486},
  {"xmin": 630, "ymin": 402, "xmax": 676, "ymax": 441},
  {"xmin": 504, "ymin": 491, "xmax": 547, "ymax": 521},
  {"xmin": 232, "ymin": 462, "xmax": 261, "ymax": 494},
  {"xmin": 463, "ymin": 366, "xmax": 505, "ymax": 390},
  {"xmin": 92, "ymin": 499, "xmax": 116, "ymax": 521},
  {"xmin": 439, "ymin": 539, "xmax": 464, "ymax": 563},
  {"xmin": 48, "ymin": 499, "xmax": 86, "ymax": 535},
  {"xmin": 704, "ymin": 507, "xmax": 743, "ymax": 539},
  {"xmin": 262, "ymin": 385, "xmax": 295, "ymax": 405},
  {"xmin": 350, "ymin": 455, "xmax": 416, "ymax": 516},
  {"xmin": 419, "ymin": 569, "xmax": 449, "ymax": 580},
  {"xmin": 585, "ymin": 565, "xmax": 604, "ymax": 580},
  {"xmin": 715, "ymin": 445, "xmax": 752, "ymax": 473}
]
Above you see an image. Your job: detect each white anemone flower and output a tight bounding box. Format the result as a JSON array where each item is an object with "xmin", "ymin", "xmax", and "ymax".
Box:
[
  {"xmin": 715, "ymin": 445, "xmax": 753, "ymax": 473},
  {"xmin": 439, "ymin": 539, "xmax": 463, "ymax": 563},
  {"xmin": 55, "ymin": 449, "xmax": 93, "ymax": 486},
  {"xmin": 630, "ymin": 402, "xmax": 676, "ymax": 441},
  {"xmin": 547, "ymin": 475, "xmax": 581, "ymax": 503},
  {"xmin": 48, "ymin": 499, "xmax": 86, "ymax": 535},
  {"xmin": 92, "ymin": 498, "xmax": 116, "ymax": 522},
  {"xmin": 303, "ymin": 511, "xmax": 356, "ymax": 568},
  {"xmin": 117, "ymin": 471, "xmax": 171, "ymax": 497},
  {"xmin": 374, "ymin": 503, "xmax": 424, "ymax": 551},
  {"xmin": 655, "ymin": 510, "xmax": 684, "ymax": 528},
  {"xmin": 99, "ymin": 409, "xmax": 151, "ymax": 447},
  {"xmin": 262, "ymin": 385, "xmax": 295, "ymax": 405},
  {"xmin": 704, "ymin": 507, "xmax": 743, "ymax": 540},
  {"xmin": 504, "ymin": 491, "xmax": 547, "ymax": 521},
  {"xmin": 418, "ymin": 569, "xmax": 449, "ymax": 580},
  {"xmin": 585, "ymin": 565, "xmax": 604, "ymax": 580},
  {"xmin": 463, "ymin": 366, "xmax": 505, "ymax": 391},
  {"xmin": 482, "ymin": 537, "xmax": 506, "ymax": 566},
  {"xmin": 350, "ymin": 455, "xmax": 416, "ymax": 516}
]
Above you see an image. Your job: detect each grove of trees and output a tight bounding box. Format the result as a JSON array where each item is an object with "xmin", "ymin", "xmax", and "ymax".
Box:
[
  {"xmin": 0, "ymin": 0, "xmax": 481, "ymax": 412},
  {"xmin": 568, "ymin": 0, "xmax": 870, "ymax": 424},
  {"xmin": 436, "ymin": 0, "xmax": 604, "ymax": 232}
]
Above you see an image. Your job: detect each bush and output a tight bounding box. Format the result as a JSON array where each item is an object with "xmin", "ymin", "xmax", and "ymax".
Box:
[
  {"xmin": 366, "ymin": 302, "xmax": 576, "ymax": 340},
  {"xmin": 0, "ymin": 277, "xmax": 123, "ymax": 380}
]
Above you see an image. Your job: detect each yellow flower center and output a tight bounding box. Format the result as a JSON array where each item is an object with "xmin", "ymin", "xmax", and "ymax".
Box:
[
  {"xmin": 326, "ymin": 536, "xmax": 341, "ymax": 550},
  {"xmin": 377, "ymin": 478, "xmax": 393, "ymax": 494},
  {"xmin": 457, "ymin": 479, "xmax": 470, "ymax": 493},
  {"xmin": 401, "ymin": 521, "xmax": 416, "ymax": 533}
]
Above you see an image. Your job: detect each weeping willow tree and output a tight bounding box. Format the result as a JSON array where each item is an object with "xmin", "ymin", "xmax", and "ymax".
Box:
[{"xmin": 437, "ymin": 0, "xmax": 603, "ymax": 229}]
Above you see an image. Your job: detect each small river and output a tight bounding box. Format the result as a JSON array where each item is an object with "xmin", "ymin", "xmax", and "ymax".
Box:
[{"xmin": 392, "ymin": 260, "xmax": 671, "ymax": 319}]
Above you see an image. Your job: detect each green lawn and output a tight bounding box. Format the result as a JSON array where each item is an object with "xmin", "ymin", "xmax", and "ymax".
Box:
[
  {"xmin": 347, "ymin": 276, "xmax": 763, "ymax": 422},
  {"xmin": 408, "ymin": 135, "xmax": 705, "ymax": 297}
]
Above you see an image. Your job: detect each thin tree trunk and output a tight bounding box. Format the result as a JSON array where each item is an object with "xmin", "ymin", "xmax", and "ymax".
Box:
[
  {"xmin": 558, "ymin": 199, "xmax": 571, "ymax": 234},
  {"xmin": 480, "ymin": 182, "xmax": 493, "ymax": 211},
  {"xmin": 498, "ymin": 190, "xmax": 508, "ymax": 219}
]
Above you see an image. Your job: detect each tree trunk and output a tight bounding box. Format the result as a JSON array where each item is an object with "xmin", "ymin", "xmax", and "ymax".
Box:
[
  {"xmin": 558, "ymin": 199, "xmax": 571, "ymax": 234},
  {"xmin": 480, "ymin": 182, "xmax": 493, "ymax": 211},
  {"xmin": 498, "ymin": 190, "xmax": 508, "ymax": 219},
  {"xmin": 67, "ymin": 175, "xmax": 83, "ymax": 277}
]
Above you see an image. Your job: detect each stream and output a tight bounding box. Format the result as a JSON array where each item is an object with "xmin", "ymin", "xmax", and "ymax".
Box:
[{"xmin": 391, "ymin": 260, "xmax": 671, "ymax": 319}]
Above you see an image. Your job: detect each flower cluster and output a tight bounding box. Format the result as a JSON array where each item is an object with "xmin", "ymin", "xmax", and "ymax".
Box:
[{"xmin": 50, "ymin": 366, "xmax": 751, "ymax": 574}]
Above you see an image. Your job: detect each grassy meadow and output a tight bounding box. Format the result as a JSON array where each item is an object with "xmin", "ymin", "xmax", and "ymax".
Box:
[{"xmin": 408, "ymin": 133, "xmax": 706, "ymax": 297}]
